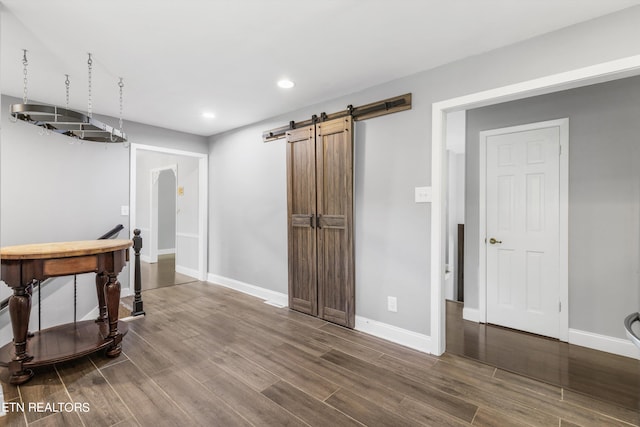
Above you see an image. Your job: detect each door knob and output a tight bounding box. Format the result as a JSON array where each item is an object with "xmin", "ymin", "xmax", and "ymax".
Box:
[{"xmin": 489, "ymin": 238, "xmax": 502, "ymax": 245}]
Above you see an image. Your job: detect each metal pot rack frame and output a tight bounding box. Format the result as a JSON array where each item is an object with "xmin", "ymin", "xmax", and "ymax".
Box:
[{"xmin": 10, "ymin": 103, "xmax": 127, "ymax": 143}]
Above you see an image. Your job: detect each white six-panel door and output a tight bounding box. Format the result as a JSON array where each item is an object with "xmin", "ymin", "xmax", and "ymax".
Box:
[{"xmin": 483, "ymin": 122, "xmax": 564, "ymax": 338}]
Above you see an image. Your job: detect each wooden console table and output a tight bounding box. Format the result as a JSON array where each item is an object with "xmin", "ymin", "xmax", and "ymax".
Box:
[{"xmin": 0, "ymin": 239, "xmax": 132, "ymax": 385}]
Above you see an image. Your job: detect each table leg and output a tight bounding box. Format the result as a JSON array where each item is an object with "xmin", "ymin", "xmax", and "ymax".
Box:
[
  {"xmin": 8, "ymin": 284, "xmax": 34, "ymax": 384},
  {"xmin": 95, "ymin": 273, "xmax": 108, "ymax": 323},
  {"xmin": 104, "ymin": 273, "xmax": 122, "ymax": 357}
]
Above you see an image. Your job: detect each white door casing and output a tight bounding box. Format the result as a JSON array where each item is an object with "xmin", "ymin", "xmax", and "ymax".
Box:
[
  {"xmin": 431, "ymin": 55, "xmax": 640, "ymax": 356},
  {"xmin": 129, "ymin": 143, "xmax": 209, "ymax": 291},
  {"xmin": 479, "ymin": 119, "xmax": 568, "ymax": 340}
]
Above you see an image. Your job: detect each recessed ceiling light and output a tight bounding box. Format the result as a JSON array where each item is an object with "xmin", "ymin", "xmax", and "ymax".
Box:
[
  {"xmin": 277, "ymin": 79, "xmax": 295, "ymax": 89},
  {"xmin": 202, "ymin": 112, "xmax": 216, "ymax": 119}
]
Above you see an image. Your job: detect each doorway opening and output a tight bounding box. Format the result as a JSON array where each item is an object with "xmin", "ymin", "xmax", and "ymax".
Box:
[
  {"xmin": 149, "ymin": 165, "xmax": 177, "ymax": 263},
  {"xmin": 431, "ymin": 54, "xmax": 640, "ymax": 356},
  {"xmin": 129, "ymin": 144, "xmax": 208, "ymax": 293}
]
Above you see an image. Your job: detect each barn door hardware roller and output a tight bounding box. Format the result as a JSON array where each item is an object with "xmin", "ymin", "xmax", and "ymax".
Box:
[{"xmin": 263, "ymin": 93, "xmax": 411, "ymax": 142}]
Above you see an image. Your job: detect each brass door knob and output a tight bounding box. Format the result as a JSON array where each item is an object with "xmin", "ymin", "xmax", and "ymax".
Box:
[{"xmin": 489, "ymin": 238, "xmax": 502, "ymax": 244}]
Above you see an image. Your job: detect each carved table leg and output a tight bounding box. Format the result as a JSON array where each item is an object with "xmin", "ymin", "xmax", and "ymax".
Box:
[
  {"xmin": 8, "ymin": 284, "xmax": 34, "ymax": 385},
  {"xmin": 104, "ymin": 273, "xmax": 122, "ymax": 357},
  {"xmin": 95, "ymin": 272, "xmax": 108, "ymax": 323}
]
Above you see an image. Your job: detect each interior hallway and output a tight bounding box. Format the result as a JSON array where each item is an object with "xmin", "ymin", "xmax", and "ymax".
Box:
[{"xmin": 446, "ymin": 300, "xmax": 640, "ymax": 411}]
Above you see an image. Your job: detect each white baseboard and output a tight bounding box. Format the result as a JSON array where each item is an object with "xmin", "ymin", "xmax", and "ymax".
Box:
[
  {"xmin": 459, "ymin": 309, "xmax": 639, "ymax": 359},
  {"xmin": 158, "ymin": 248, "xmax": 176, "ymax": 256},
  {"xmin": 140, "ymin": 255, "xmax": 151, "ymax": 263},
  {"xmin": 207, "ymin": 273, "xmax": 288, "ymax": 307},
  {"xmin": 569, "ymin": 328, "xmax": 640, "ymax": 360},
  {"xmin": 463, "ymin": 307, "xmax": 481, "ymax": 323},
  {"xmin": 81, "ymin": 306, "xmax": 100, "ymax": 321},
  {"xmin": 355, "ymin": 316, "xmax": 431, "ymax": 353},
  {"xmin": 176, "ymin": 265, "xmax": 200, "ymax": 280},
  {"xmin": 206, "ymin": 274, "xmax": 433, "ymax": 354}
]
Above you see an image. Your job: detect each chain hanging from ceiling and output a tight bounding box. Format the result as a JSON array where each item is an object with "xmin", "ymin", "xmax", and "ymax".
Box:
[
  {"xmin": 9, "ymin": 49, "xmax": 128, "ymax": 144},
  {"xmin": 22, "ymin": 49, "xmax": 28, "ymax": 104}
]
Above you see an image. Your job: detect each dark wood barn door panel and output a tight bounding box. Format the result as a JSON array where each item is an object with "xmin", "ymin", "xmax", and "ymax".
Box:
[
  {"xmin": 286, "ymin": 126, "xmax": 318, "ymax": 315},
  {"xmin": 316, "ymin": 117, "xmax": 354, "ymax": 328}
]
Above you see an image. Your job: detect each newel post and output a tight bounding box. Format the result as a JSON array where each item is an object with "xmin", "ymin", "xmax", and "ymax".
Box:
[{"xmin": 131, "ymin": 229, "xmax": 145, "ymax": 316}]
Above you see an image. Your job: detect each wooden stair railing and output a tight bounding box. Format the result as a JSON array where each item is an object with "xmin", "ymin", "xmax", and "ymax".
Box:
[{"xmin": 130, "ymin": 229, "xmax": 145, "ymax": 316}]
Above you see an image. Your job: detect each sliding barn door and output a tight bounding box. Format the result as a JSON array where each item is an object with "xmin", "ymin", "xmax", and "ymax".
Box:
[
  {"xmin": 286, "ymin": 117, "xmax": 355, "ymax": 328},
  {"xmin": 286, "ymin": 126, "xmax": 317, "ymax": 316},
  {"xmin": 316, "ymin": 117, "xmax": 354, "ymax": 327}
]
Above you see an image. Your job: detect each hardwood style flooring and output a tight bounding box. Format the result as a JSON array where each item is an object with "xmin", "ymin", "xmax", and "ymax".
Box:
[
  {"xmin": 446, "ymin": 300, "xmax": 640, "ymax": 413},
  {"xmin": 1, "ymin": 282, "xmax": 639, "ymax": 426},
  {"xmin": 139, "ymin": 254, "xmax": 197, "ymax": 291}
]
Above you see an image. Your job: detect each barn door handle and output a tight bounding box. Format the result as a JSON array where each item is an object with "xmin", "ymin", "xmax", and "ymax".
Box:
[
  {"xmin": 310, "ymin": 215, "xmax": 315, "ymax": 229},
  {"xmin": 489, "ymin": 238, "xmax": 502, "ymax": 245},
  {"xmin": 316, "ymin": 214, "xmax": 322, "ymax": 229}
]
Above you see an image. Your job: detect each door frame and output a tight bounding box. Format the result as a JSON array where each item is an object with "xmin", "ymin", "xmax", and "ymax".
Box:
[
  {"xmin": 149, "ymin": 164, "xmax": 178, "ymax": 263},
  {"xmin": 430, "ymin": 54, "xmax": 640, "ymax": 356},
  {"xmin": 478, "ymin": 119, "xmax": 569, "ymax": 341},
  {"xmin": 130, "ymin": 143, "xmax": 209, "ymax": 289}
]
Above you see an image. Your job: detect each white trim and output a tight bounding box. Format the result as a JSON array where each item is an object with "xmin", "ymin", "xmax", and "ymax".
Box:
[
  {"xmin": 569, "ymin": 329, "xmax": 640, "ymax": 360},
  {"xmin": 149, "ymin": 164, "xmax": 178, "ymax": 264},
  {"xmin": 176, "ymin": 265, "xmax": 200, "ymax": 280},
  {"xmin": 355, "ymin": 316, "xmax": 431, "ymax": 353},
  {"xmin": 158, "ymin": 248, "xmax": 176, "ymax": 256},
  {"xmin": 207, "ymin": 273, "xmax": 432, "ymax": 353},
  {"xmin": 478, "ymin": 124, "xmax": 487, "ymax": 325},
  {"xmin": 80, "ymin": 306, "xmax": 100, "ymax": 321},
  {"xmin": 130, "ymin": 143, "xmax": 209, "ymax": 288},
  {"xmin": 140, "ymin": 254, "xmax": 151, "ymax": 263},
  {"xmin": 462, "ymin": 307, "xmax": 480, "ymax": 323},
  {"xmin": 558, "ymin": 121, "xmax": 570, "ymax": 342},
  {"xmin": 207, "ymin": 273, "xmax": 289, "ymax": 308},
  {"xmin": 455, "ymin": 314, "xmax": 639, "ymax": 360},
  {"xmin": 176, "ymin": 232, "xmax": 200, "ymax": 239},
  {"xmin": 431, "ymin": 54, "xmax": 640, "ymax": 356},
  {"xmin": 478, "ymin": 119, "xmax": 569, "ymax": 341},
  {"xmin": 0, "ymin": 386, "xmax": 5, "ymax": 417}
]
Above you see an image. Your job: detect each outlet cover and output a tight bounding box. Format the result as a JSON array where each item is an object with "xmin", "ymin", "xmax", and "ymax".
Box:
[
  {"xmin": 120, "ymin": 205, "xmax": 129, "ymax": 216},
  {"xmin": 387, "ymin": 296, "xmax": 398, "ymax": 312},
  {"xmin": 415, "ymin": 186, "xmax": 432, "ymax": 203}
]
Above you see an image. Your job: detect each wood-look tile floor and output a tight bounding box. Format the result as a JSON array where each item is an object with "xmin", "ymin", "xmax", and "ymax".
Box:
[
  {"xmin": 139, "ymin": 254, "xmax": 198, "ymax": 291},
  {"xmin": 446, "ymin": 300, "xmax": 640, "ymax": 413},
  {"xmin": 1, "ymin": 282, "xmax": 639, "ymax": 426}
]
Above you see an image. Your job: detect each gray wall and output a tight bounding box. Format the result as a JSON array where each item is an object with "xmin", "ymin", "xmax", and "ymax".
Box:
[
  {"xmin": 0, "ymin": 94, "xmax": 131, "ymax": 343},
  {"xmin": 465, "ymin": 75, "xmax": 640, "ymax": 339},
  {"xmin": 158, "ymin": 169, "xmax": 176, "ymax": 251},
  {"xmin": 0, "ymin": 93, "xmax": 207, "ymax": 338},
  {"xmin": 207, "ymin": 6, "xmax": 640, "ymax": 337}
]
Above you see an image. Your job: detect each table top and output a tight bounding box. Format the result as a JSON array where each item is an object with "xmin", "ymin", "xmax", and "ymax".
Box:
[{"xmin": 0, "ymin": 239, "xmax": 132, "ymax": 260}]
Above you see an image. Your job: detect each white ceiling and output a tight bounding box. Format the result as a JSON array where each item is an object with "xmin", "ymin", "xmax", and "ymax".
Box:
[{"xmin": 1, "ymin": 0, "xmax": 639, "ymax": 137}]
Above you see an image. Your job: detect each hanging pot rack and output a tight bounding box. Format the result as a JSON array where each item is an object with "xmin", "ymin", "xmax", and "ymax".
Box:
[
  {"xmin": 9, "ymin": 50, "xmax": 127, "ymax": 144},
  {"xmin": 9, "ymin": 103, "xmax": 127, "ymax": 143}
]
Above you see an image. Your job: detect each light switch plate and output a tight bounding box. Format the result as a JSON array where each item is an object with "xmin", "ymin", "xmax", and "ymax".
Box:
[
  {"xmin": 415, "ymin": 186, "xmax": 432, "ymax": 203},
  {"xmin": 387, "ymin": 296, "xmax": 398, "ymax": 312},
  {"xmin": 121, "ymin": 205, "xmax": 129, "ymax": 216}
]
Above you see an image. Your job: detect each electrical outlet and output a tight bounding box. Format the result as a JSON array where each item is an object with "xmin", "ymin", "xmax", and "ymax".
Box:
[
  {"xmin": 414, "ymin": 186, "xmax": 432, "ymax": 203},
  {"xmin": 120, "ymin": 205, "xmax": 129, "ymax": 216},
  {"xmin": 387, "ymin": 296, "xmax": 398, "ymax": 312}
]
